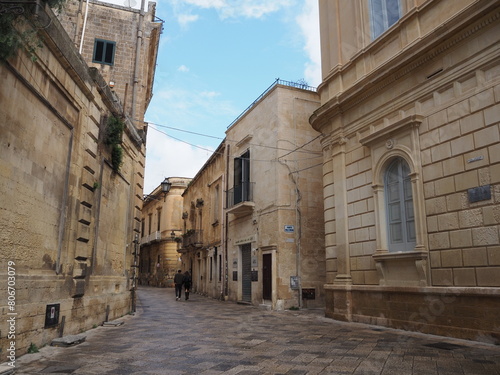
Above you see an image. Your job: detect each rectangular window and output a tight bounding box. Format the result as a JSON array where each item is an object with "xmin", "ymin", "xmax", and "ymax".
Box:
[
  {"xmin": 213, "ymin": 184, "xmax": 220, "ymax": 223},
  {"xmin": 93, "ymin": 39, "xmax": 116, "ymax": 65},
  {"xmin": 369, "ymin": 0, "xmax": 401, "ymax": 39},
  {"xmin": 233, "ymin": 150, "xmax": 250, "ymax": 204},
  {"xmin": 157, "ymin": 208, "xmax": 162, "ymax": 232}
]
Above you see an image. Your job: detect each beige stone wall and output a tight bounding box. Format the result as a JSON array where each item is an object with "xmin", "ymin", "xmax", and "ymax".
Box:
[
  {"xmin": 226, "ymin": 84, "xmax": 325, "ymax": 309},
  {"xmin": 139, "ymin": 178, "xmax": 191, "ymax": 286},
  {"xmin": 0, "ymin": 3, "xmax": 151, "ymax": 355},
  {"xmin": 180, "ymin": 143, "xmax": 226, "ymax": 299},
  {"xmin": 313, "ymin": 0, "xmax": 500, "ymax": 342},
  {"xmin": 59, "ymin": 0, "xmax": 161, "ymax": 124}
]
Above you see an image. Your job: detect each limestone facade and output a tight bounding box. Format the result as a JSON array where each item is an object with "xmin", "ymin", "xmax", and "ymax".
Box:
[
  {"xmin": 0, "ymin": 0, "xmax": 159, "ymax": 355},
  {"xmin": 139, "ymin": 178, "xmax": 191, "ymax": 287},
  {"xmin": 176, "ymin": 81, "xmax": 325, "ymax": 308},
  {"xmin": 179, "ymin": 142, "xmax": 227, "ymax": 299},
  {"xmin": 311, "ymin": 0, "xmax": 500, "ymax": 342},
  {"xmin": 225, "ymin": 82, "xmax": 325, "ymax": 309},
  {"xmin": 58, "ymin": 0, "xmax": 161, "ymax": 127}
]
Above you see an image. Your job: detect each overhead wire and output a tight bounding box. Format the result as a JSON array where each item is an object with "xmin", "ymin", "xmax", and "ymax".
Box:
[
  {"xmin": 148, "ymin": 125, "xmax": 323, "ymax": 164},
  {"xmin": 148, "ymin": 121, "xmax": 322, "ymax": 155}
]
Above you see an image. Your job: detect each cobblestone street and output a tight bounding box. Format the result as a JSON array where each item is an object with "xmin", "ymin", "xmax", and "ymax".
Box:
[{"xmin": 14, "ymin": 286, "xmax": 500, "ymax": 374}]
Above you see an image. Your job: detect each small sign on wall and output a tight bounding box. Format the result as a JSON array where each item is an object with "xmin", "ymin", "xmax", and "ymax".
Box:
[
  {"xmin": 45, "ymin": 304, "xmax": 60, "ymax": 328},
  {"xmin": 251, "ymin": 271, "xmax": 258, "ymax": 282},
  {"xmin": 290, "ymin": 276, "xmax": 299, "ymax": 290},
  {"xmin": 468, "ymin": 185, "xmax": 491, "ymax": 203},
  {"xmin": 284, "ymin": 225, "xmax": 294, "ymax": 233}
]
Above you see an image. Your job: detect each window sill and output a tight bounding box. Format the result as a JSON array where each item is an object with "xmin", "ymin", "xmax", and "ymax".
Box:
[{"xmin": 372, "ymin": 250, "xmax": 428, "ymax": 287}]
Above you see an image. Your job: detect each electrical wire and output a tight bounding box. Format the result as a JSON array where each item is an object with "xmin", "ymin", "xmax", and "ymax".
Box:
[
  {"xmin": 148, "ymin": 125, "xmax": 323, "ymax": 163},
  {"xmin": 148, "ymin": 121, "xmax": 322, "ymax": 155}
]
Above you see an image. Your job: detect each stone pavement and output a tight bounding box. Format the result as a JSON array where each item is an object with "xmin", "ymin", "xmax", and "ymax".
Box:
[{"xmin": 13, "ymin": 286, "xmax": 500, "ymax": 374}]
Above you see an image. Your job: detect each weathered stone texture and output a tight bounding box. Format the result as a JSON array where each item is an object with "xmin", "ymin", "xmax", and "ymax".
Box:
[
  {"xmin": 0, "ymin": 0, "xmax": 157, "ymax": 356},
  {"xmin": 313, "ymin": 0, "xmax": 500, "ymax": 342}
]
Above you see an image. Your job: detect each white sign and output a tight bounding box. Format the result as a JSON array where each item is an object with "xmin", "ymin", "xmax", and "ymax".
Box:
[{"xmin": 284, "ymin": 225, "xmax": 294, "ymax": 233}]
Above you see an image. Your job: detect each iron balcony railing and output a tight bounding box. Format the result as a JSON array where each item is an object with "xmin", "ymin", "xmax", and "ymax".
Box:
[
  {"xmin": 227, "ymin": 182, "xmax": 255, "ymax": 208},
  {"xmin": 227, "ymin": 78, "xmax": 316, "ymax": 129}
]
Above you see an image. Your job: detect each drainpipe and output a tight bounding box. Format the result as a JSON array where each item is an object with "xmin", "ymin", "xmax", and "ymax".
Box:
[
  {"xmin": 220, "ymin": 172, "xmax": 226, "ymax": 300},
  {"xmin": 224, "ymin": 144, "xmax": 230, "ymax": 298},
  {"xmin": 131, "ymin": 0, "xmax": 146, "ymax": 124},
  {"xmin": 79, "ymin": 0, "xmax": 90, "ymax": 54}
]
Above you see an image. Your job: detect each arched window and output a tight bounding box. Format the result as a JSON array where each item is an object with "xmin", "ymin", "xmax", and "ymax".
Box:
[{"xmin": 385, "ymin": 157, "xmax": 415, "ymax": 252}]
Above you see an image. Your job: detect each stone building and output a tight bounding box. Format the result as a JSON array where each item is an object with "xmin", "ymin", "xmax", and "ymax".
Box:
[
  {"xmin": 177, "ymin": 81, "xmax": 325, "ymax": 308},
  {"xmin": 139, "ymin": 177, "xmax": 191, "ymax": 287},
  {"xmin": 311, "ymin": 0, "xmax": 500, "ymax": 342},
  {"xmin": 58, "ymin": 0, "xmax": 161, "ymax": 128},
  {"xmin": 225, "ymin": 80, "xmax": 325, "ymax": 309},
  {"xmin": 0, "ymin": 0, "xmax": 160, "ymax": 355},
  {"xmin": 178, "ymin": 142, "xmax": 227, "ymax": 299}
]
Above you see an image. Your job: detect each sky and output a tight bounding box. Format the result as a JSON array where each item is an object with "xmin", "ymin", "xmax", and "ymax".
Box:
[{"xmin": 108, "ymin": 0, "xmax": 321, "ymax": 194}]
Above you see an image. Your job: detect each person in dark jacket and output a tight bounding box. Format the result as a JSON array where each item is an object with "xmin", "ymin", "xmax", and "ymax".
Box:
[
  {"xmin": 174, "ymin": 270, "xmax": 184, "ymax": 301},
  {"xmin": 183, "ymin": 271, "xmax": 192, "ymax": 300}
]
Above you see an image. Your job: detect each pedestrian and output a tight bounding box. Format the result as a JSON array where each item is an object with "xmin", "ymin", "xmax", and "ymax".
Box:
[
  {"xmin": 174, "ymin": 270, "xmax": 184, "ymax": 301},
  {"xmin": 183, "ymin": 271, "xmax": 192, "ymax": 300}
]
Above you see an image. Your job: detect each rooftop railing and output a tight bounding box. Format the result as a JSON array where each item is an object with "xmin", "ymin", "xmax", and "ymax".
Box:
[{"xmin": 227, "ymin": 78, "xmax": 317, "ymax": 129}]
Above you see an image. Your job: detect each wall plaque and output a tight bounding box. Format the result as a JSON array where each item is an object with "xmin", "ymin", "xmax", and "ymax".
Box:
[
  {"xmin": 44, "ymin": 304, "xmax": 60, "ymax": 328},
  {"xmin": 468, "ymin": 185, "xmax": 491, "ymax": 203}
]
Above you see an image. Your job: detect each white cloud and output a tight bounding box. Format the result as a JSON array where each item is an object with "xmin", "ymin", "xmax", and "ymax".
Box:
[
  {"xmin": 296, "ymin": 0, "xmax": 321, "ymax": 87},
  {"xmin": 200, "ymin": 91, "xmax": 220, "ymax": 98},
  {"xmin": 177, "ymin": 65, "xmax": 190, "ymax": 72},
  {"xmin": 174, "ymin": 0, "xmax": 293, "ymax": 20},
  {"xmin": 177, "ymin": 13, "xmax": 199, "ymax": 27},
  {"xmin": 143, "ymin": 127, "xmax": 215, "ymax": 194},
  {"xmin": 183, "ymin": 0, "xmax": 225, "ymax": 8}
]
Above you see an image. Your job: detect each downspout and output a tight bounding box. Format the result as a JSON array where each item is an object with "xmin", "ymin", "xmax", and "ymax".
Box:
[
  {"xmin": 131, "ymin": 0, "xmax": 146, "ymax": 123},
  {"xmin": 220, "ymin": 171, "xmax": 226, "ymax": 300},
  {"xmin": 79, "ymin": 0, "xmax": 90, "ymax": 54},
  {"xmin": 224, "ymin": 144, "xmax": 230, "ymax": 298}
]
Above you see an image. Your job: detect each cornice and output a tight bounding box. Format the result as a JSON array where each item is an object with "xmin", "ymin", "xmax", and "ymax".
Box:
[{"xmin": 312, "ymin": 1, "xmax": 500, "ymax": 133}]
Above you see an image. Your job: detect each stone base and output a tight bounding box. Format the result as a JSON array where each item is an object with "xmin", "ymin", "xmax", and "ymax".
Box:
[{"xmin": 325, "ymin": 284, "xmax": 500, "ymax": 344}]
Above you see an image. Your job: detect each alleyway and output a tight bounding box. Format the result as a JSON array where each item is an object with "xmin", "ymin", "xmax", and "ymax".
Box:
[{"xmin": 14, "ymin": 286, "xmax": 500, "ymax": 374}]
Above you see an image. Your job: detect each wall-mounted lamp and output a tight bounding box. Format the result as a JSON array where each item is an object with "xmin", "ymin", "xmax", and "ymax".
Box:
[
  {"xmin": 109, "ymin": 81, "xmax": 115, "ymax": 88},
  {"xmin": 160, "ymin": 178, "xmax": 172, "ymax": 201}
]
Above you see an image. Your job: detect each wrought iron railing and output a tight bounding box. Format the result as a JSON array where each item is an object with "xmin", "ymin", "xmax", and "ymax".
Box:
[
  {"xmin": 227, "ymin": 182, "xmax": 255, "ymax": 208},
  {"xmin": 227, "ymin": 78, "xmax": 316, "ymax": 129}
]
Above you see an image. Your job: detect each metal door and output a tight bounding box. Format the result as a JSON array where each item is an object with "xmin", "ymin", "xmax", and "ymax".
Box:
[
  {"xmin": 262, "ymin": 253, "xmax": 272, "ymax": 300},
  {"xmin": 241, "ymin": 244, "xmax": 252, "ymax": 302}
]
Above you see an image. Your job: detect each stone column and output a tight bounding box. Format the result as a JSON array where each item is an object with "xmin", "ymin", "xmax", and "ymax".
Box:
[{"xmin": 331, "ymin": 136, "xmax": 352, "ymax": 286}]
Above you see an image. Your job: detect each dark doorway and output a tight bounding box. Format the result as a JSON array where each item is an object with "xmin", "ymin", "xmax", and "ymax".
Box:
[
  {"xmin": 241, "ymin": 244, "xmax": 252, "ymax": 302},
  {"xmin": 262, "ymin": 254, "xmax": 272, "ymax": 300}
]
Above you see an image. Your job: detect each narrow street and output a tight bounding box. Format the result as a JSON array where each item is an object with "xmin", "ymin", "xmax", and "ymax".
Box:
[{"xmin": 15, "ymin": 286, "xmax": 500, "ymax": 374}]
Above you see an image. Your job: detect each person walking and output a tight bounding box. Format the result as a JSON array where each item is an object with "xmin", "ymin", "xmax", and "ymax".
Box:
[
  {"xmin": 183, "ymin": 271, "xmax": 192, "ymax": 300},
  {"xmin": 174, "ymin": 270, "xmax": 184, "ymax": 301}
]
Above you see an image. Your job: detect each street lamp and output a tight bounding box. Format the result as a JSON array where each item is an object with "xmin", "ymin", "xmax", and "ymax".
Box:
[{"xmin": 160, "ymin": 178, "xmax": 172, "ymax": 201}]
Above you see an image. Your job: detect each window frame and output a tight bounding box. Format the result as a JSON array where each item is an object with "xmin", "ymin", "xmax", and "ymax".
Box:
[
  {"xmin": 384, "ymin": 157, "xmax": 416, "ymax": 252},
  {"xmin": 369, "ymin": 0, "xmax": 401, "ymax": 40},
  {"xmin": 92, "ymin": 39, "xmax": 116, "ymax": 65}
]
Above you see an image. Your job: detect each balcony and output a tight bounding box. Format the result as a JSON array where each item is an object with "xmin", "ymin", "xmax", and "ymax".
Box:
[
  {"xmin": 226, "ymin": 182, "xmax": 255, "ymax": 218},
  {"xmin": 140, "ymin": 231, "xmax": 161, "ymax": 246},
  {"xmin": 182, "ymin": 229, "xmax": 204, "ymax": 249}
]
